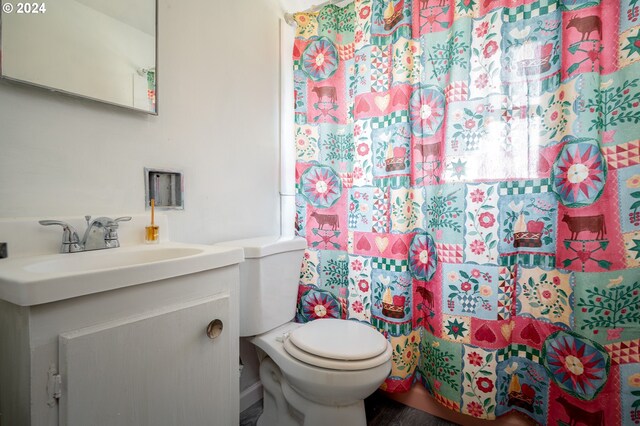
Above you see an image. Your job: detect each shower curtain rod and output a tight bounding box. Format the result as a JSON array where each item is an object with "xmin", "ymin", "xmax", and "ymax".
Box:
[{"xmin": 284, "ymin": 0, "xmax": 353, "ymax": 25}]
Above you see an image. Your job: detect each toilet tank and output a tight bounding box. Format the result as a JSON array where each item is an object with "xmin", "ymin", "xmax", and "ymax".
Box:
[{"xmin": 216, "ymin": 236, "xmax": 307, "ymax": 337}]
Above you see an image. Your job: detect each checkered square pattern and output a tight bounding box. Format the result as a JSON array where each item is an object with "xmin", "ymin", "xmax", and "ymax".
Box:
[
  {"xmin": 372, "ymin": 257, "xmax": 409, "ymax": 272},
  {"xmin": 496, "ymin": 344, "xmax": 541, "ymax": 363},
  {"xmin": 498, "ymin": 178, "xmax": 552, "ymax": 195},
  {"xmin": 371, "ymin": 110, "xmax": 410, "ymax": 129},
  {"xmin": 503, "ymin": 0, "xmax": 558, "ymax": 23}
]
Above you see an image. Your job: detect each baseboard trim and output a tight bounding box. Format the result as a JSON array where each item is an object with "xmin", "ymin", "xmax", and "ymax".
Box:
[{"xmin": 240, "ymin": 381, "xmax": 263, "ymax": 413}]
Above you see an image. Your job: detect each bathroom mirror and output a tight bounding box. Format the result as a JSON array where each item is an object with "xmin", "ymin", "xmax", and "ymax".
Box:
[{"xmin": 0, "ymin": 0, "xmax": 157, "ymax": 114}]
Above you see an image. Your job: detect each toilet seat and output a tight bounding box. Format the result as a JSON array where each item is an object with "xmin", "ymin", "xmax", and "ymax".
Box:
[{"xmin": 283, "ymin": 319, "xmax": 391, "ymax": 371}]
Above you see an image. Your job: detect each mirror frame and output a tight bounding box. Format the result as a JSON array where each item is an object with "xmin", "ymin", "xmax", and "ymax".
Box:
[{"xmin": 0, "ymin": 0, "xmax": 159, "ymax": 114}]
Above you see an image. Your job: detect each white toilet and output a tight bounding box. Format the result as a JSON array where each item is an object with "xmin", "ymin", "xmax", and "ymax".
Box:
[{"xmin": 219, "ymin": 236, "xmax": 392, "ymax": 426}]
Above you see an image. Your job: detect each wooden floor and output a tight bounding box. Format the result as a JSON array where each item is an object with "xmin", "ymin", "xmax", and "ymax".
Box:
[{"xmin": 240, "ymin": 390, "xmax": 457, "ymax": 426}]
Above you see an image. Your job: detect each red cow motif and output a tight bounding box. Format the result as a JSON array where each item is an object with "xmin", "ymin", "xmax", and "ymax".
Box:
[
  {"xmin": 566, "ymin": 15, "xmax": 602, "ymax": 41},
  {"xmin": 310, "ymin": 212, "xmax": 339, "ymax": 230},
  {"xmin": 562, "ymin": 214, "xmax": 606, "ymax": 240},
  {"xmin": 311, "ymin": 86, "xmax": 337, "ymax": 104}
]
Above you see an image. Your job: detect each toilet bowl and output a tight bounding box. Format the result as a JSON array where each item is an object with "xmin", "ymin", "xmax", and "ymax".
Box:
[
  {"xmin": 216, "ymin": 237, "xmax": 392, "ymax": 426},
  {"xmin": 252, "ymin": 321, "xmax": 391, "ymax": 426}
]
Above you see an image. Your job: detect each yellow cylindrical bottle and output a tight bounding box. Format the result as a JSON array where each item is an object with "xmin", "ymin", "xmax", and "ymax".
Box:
[
  {"xmin": 145, "ymin": 198, "xmax": 159, "ymax": 244},
  {"xmin": 145, "ymin": 225, "xmax": 159, "ymax": 243}
]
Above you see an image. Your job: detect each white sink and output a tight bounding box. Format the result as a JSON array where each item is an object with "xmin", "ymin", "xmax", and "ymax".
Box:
[
  {"xmin": 0, "ymin": 243, "xmax": 244, "ymax": 306},
  {"xmin": 25, "ymin": 246, "xmax": 204, "ymax": 274}
]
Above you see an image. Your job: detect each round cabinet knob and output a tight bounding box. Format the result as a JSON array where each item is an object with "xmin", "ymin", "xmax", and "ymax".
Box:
[{"xmin": 206, "ymin": 319, "xmax": 224, "ymax": 340}]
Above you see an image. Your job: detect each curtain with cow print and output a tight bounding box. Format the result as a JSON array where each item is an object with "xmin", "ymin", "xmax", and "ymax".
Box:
[{"xmin": 292, "ymin": 0, "xmax": 640, "ymax": 424}]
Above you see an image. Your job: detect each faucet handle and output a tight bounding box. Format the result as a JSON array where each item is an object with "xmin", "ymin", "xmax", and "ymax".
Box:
[
  {"xmin": 38, "ymin": 220, "xmax": 80, "ymax": 243},
  {"xmin": 105, "ymin": 217, "xmax": 131, "ymax": 248},
  {"xmin": 39, "ymin": 219, "xmax": 70, "ymax": 228},
  {"xmin": 38, "ymin": 220, "xmax": 82, "ymax": 253},
  {"xmin": 105, "ymin": 216, "xmax": 131, "ymax": 231}
]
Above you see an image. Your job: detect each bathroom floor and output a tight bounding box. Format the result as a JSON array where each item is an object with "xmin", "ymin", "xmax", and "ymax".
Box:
[{"xmin": 239, "ymin": 391, "xmax": 457, "ymax": 426}]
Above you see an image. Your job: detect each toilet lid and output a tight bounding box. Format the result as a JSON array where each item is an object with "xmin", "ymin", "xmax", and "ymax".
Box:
[
  {"xmin": 284, "ymin": 319, "xmax": 390, "ymax": 370},
  {"xmin": 283, "ymin": 337, "xmax": 392, "ymax": 371}
]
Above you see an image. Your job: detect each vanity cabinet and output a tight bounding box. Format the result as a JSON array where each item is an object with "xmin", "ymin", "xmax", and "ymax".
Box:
[{"xmin": 0, "ymin": 265, "xmax": 240, "ymax": 426}]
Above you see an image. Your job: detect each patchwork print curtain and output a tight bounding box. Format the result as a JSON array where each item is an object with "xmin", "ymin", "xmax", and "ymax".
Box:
[{"xmin": 292, "ymin": 0, "xmax": 640, "ymax": 423}]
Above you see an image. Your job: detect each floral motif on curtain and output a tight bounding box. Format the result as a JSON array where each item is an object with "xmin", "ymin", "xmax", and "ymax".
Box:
[{"xmin": 293, "ymin": 0, "xmax": 640, "ymax": 424}]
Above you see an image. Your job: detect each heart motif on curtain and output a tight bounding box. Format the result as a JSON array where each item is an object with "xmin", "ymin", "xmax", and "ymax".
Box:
[
  {"xmin": 500, "ymin": 321, "xmax": 515, "ymax": 340},
  {"xmin": 375, "ymin": 236, "xmax": 389, "ymax": 253},
  {"xmin": 520, "ymin": 323, "xmax": 541, "ymax": 344},
  {"xmin": 374, "ymin": 94, "xmax": 390, "ymax": 112},
  {"xmin": 356, "ymin": 236, "xmax": 371, "ymax": 251},
  {"xmin": 391, "ymin": 238, "xmax": 407, "ymax": 254},
  {"xmin": 292, "ymin": 2, "xmax": 631, "ymax": 422},
  {"xmin": 475, "ymin": 324, "xmax": 497, "ymax": 343},
  {"xmin": 355, "ymin": 98, "xmax": 370, "ymax": 114},
  {"xmin": 392, "ymin": 89, "xmax": 408, "ymax": 106}
]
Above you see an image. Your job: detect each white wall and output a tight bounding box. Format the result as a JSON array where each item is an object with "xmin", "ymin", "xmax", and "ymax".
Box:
[{"xmin": 0, "ymin": 0, "xmax": 282, "ymax": 245}]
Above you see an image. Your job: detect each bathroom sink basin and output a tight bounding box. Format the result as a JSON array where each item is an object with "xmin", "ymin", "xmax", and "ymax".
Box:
[
  {"xmin": 25, "ymin": 246, "xmax": 203, "ymax": 274},
  {"xmin": 0, "ymin": 243, "xmax": 244, "ymax": 306}
]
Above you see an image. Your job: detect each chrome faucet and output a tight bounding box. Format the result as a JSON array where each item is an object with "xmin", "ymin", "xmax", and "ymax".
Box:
[{"xmin": 39, "ymin": 216, "xmax": 132, "ymax": 253}]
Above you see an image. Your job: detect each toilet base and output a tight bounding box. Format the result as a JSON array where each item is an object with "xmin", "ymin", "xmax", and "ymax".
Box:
[{"xmin": 257, "ymin": 356, "xmax": 367, "ymax": 426}]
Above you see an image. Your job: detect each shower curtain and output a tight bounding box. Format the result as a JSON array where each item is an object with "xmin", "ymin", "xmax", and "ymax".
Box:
[{"xmin": 292, "ymin": 0, "xmax": 640, "ymax": 424}]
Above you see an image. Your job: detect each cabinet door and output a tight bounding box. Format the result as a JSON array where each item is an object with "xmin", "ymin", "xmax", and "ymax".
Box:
[{"xmin": 59, "ymin": 294, "xmax": 233, "ymax": 426}]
